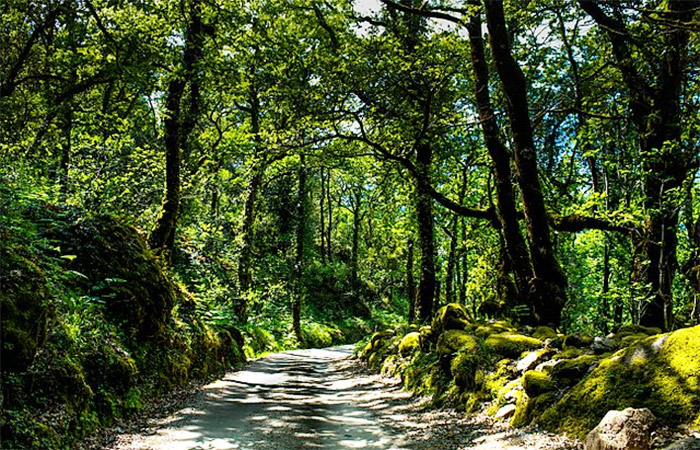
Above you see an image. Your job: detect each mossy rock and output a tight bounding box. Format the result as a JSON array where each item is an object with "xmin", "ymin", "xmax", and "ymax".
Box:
[
  {"xmin": 485, "ymin": 333, "xmax": 543, "ymax": 359},
  {"xmin": 538, "ymin": 325, "xmax": 700, "ymax": 439},
  {"xmin": 437, "ymin": 329, "xmax": 479, "ymax": 355},
  {"xmin": 617, "ymin": 324, "xmax": 663, "ymax": 336},
  {"xmin": 619, "ymin": 333, "xmax": 648, "ymax": 347},
  {"xmin": 533, "ymin": 326, "xmax": 558, "ymax": 340},
  {"xmin": 450, "ymin": 351, "xmax": 482, "ymax": 390},
  {"xmin": 512, "ymin": 391, "xmax": 558, "ymax": 428},
  {"xmin": 399, "ymin": 332, "xmax": 421, "ymax": 356},
  {"xmin": 474, "ymin": 320, "xmax": 515, "ymax": 337},
  {"xmin": 51, "ymin": 216, "xmax": 176, "ymax": 338},
  {"xmin": 521, "ymin": 370, "xmax": 555, "ymax": 397},
  {"xmin": 483, "ymin": 358, "xmax": 517, "ymax": 397},
  {"xmin": 0, "ymin": 250, "xmax": 51, "ymax": 372},
  {"xmin": 552, "ymin": 347, "xmax": 583, "ymax": 360},
  {"xmin": 431, "ymin": 303, "xmax": 470, "ymax": 337},
  {"xmin": 546, "ymin": 354, "xmax": 599, "ymax": 385},
  {"xmin": 563, "ymin": 334, "xmax": 593, "ymax": 349}
]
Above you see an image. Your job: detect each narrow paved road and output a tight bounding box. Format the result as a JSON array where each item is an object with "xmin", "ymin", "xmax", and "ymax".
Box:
[
  {"xmin": 109, "ymin": 346, "xmax": 581, "ymax": 450},
  {"xmin": 111, "ymin": 346, "xmax": 414, "ymax": 450}
]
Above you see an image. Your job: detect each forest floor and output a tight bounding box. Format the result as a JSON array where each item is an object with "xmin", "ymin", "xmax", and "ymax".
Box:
[{"xmin": 102, "ymin": 346, "xmax": 582, "ymax": 450}]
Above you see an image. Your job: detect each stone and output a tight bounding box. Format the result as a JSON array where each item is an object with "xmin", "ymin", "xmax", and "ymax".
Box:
[
  {"xmin": 516, "ymin": 350, "xmax": 551, "ymax": 372},
  {"xmin": 662, "ymin": 438, "xmax": 700, "ymax": 450},
  {"xmin": 584, "ymin": 408, "xmax": 656, "ymax": 450},
  {"xmin": 495, "ymin": 404, "xmax": 517, "ymax": 420},
  {"xmin": 592, "ymin": 336, "xmax": 616, "ymax": 353}
]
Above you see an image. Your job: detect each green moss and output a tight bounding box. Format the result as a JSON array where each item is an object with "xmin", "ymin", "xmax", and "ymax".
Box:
[
  {"xmin": 483, "ymin": 358, "xmax": 516, "ymax": 397},
  {"xmin": 0, "ymin": 251, "xmax": 51, "ymax": 372},
  {"xmin": 450, "ymin": 351, "xmax": 482, "ymax": 390},
  {"xmin": 552, "ymin": 347, "xmax": 583, "ymax": 360},
  {"xmin": 431, "ymin": 303, "xmax": 470, "ymax": 336},
  {"xmin": 546, "ymin": 354, "xmax": 599, "ymax": 385},
  {"xmin": 474, "ymin": 320, "xmax": 515, "ymax": 337},
  {"xmin": 619, "ymin": 333, "xmax": 647, "ymax": 347},
  {"xmin": 437, "ymin": 329, "xmax": 479, "ymax": 355},
  {"xmin": 538, "ymin": 325, "xmax": 700, "ymax": 439},
  {"xmin": 511, "ymin": 391, "xmax": 557, "ymax": 428},
  {"xmin": 398, "ymin": 332, "xmax": 421, "ymax": 356},
  {"xmin": 563, "ymin": 334, "xmax": 593, "ymax": 349},
  {"xmin": 521, "ymin": 370, "xmax": 555, "ymax": 396},
  {"xmin": 617, "ymin": 324, "xmax": 663, "ymax": 336},
  {"xmin": 484, "ymin": 333, "xmax": 543, "ymax": 358},
  {"xmin": 533, "ymin": 326, "xmax": 557, "ymax": 340}
]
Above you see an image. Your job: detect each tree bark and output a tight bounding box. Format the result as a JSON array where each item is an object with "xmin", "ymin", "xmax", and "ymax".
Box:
[
  {"xmin": 467, "ymin": 10, "xmax": 534, "ymax": 311},
  {"xmin": 415, "ymin": 141, "xmax": 436, "ymax": 323},
  {"xmin": 483, "ymin": 0, "xmax": 567, "ymax": 326},
  {"xmin": 407, "ymin": 238, "xmax": 416, "ymax": 323},
  {"xmin": 292, "ymin": 153, "xmax": 307, "ymax": 343},
  {"xmin": 350, "ymin": 186, "xmax": 362, "ymax": 297},
  {"xmin": 150, "ymin": 0, "xmax": 203, "ymax": 257}
]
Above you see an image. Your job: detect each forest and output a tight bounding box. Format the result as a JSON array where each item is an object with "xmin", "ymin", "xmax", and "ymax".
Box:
[{"xmin": 1, "ymin": 0, "xmax": 699, "ymax": 449}]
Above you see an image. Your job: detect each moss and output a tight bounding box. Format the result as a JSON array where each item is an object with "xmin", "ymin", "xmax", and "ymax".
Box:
[
  {"xmin": 511, "ymin": 391, "xmax": 558, "ymax": 428},
  {"xmin": 552, "ymin": 347, "xmax": 583, "ymax": 360},
  {"xmin": 483, "ymin": 358, "xmax": 517, "ymax": 397},
  {"xmin": 617, "ymin": 324, "xmax": 663, "ymax": 336},
  {"xmin": 474, "ymin": 320, "xmax": 515, "ymax": 337},
  {"xmin": 437, "ymin": 329, "xmax": 479, "ymax": 355},
  {"xmin": 484, "ymin": 333, "xmax": 543, "ymax": 358},
  {"xmin": 533, "ymin": 326, "xmax": 558, "ymax": 340},
  {"xmin": 521, "ymin": 370, "xmax": 555, "ymax": 396},
  {"xmin": 51, "ymin": 215, "xmax": 177, "ymax": 338},
  {"xmin": 431, "ymin": 303, "xmax": 470, "ymax": 336},
  {"xmin": 546, "ymin": 354, "xmax": 599, "ymax": 385},
  {"xmin": 450, "ymin": 351, "xmax": 482, "ymax": 390},
  {"xmin": 619, "ymin": 333, "xmax": 648, "ymax": 347},
  {"xmin": 0, "ymin": 251, "xmax": 51, "ymax": 372},
  {"xmin": 538, "ymin": 325, "xmax": 700, "ymax": 439},
  {"xmin": 398, "ymin": 332, "xmax": 421, "ymax": 356},
  {"xmin": 563, "ymin": 334, "xmax": 593, "ymax": 349}
]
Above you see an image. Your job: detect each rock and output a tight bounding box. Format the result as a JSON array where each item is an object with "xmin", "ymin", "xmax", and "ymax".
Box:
[
  {"xmin": 521, "ymin": 370, "xmax": 555, "ymax": 397},
  {"xmin": 592, "ymin": 336, "xmax": 616, "ymax": 353},
  {"xmin": 533, "ymin": 326, "xmax": 558, "ymax": 340},
  {"xmin": 495, "ymin": 404, "xmax": 517, "ymax": 420},
  {"xmin": 617, "ymin": 325, "xmax": 663, "ymax": 337},
  {"xmin": 584, "ymin": 408, "xmax": 656, "ymax": 450},
  {"xmin": 564, "ymin": 333, "xmax": 594, "ymax": 349},
  {"xmin": 398, "ymin": 332, "xmax": 421, "ymax": 356},
  {"xmin": 516, "ymin": 349, "xmax": 553, "ymax": 372},
  {"xmin": 662, "ymin": 438, "xmax": 700, "ymax": 450},
  {"xmin": 432, "ymin": 303, "xmax": 470, "ymax": 336},
  {"xmin": 437, "ymin": 329, "xmax": 479, "ymax": 355},
  {"xmin": 450, "ymin": 351, "xmax": 481, "ymax": 389},
  {"xmin": 485, "ymin": 333, "xmax": 543, "ymax": 358}
]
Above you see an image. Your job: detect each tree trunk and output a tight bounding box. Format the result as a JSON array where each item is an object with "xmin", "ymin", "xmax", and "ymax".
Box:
[
  {"xmin": 150, "ymin": 0, "xmax": 203, "ymax": 257},
  {"xmin": 238, "ymin": 87, "xmax": 264, "ymax": 301},
  {"xmin": 319, "ymin": 168, "xmax": 326, "ymax": 264},
  {"xmin": 407, "ymin": 238, "xmax": 416, "ymax": 323},
  {"xmin": 483, "ymin": 0, "xmax": 567, "ymax": 326},
  {"xmin": 292, "ymin": 153, "xmax": 307, "ymax": 343},
  {"xmin": 467, "ymin": 11, "xmax": 534, "ymax": 314},
  {"xmin": 350, "ymin": 186, "xmax": 362, "ymax": 297},
  {"xmin": 444, "ymin": 216, "xmax": 458, "ymax": 304},
  {"xmin": 415, "ymin": 141, "xmax": 436, "ymax": 323}
]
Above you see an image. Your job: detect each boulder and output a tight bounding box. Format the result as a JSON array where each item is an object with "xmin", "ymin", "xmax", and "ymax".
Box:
[
  {"xmin": 521, "ymin": 370, "xmax": 555, "ymax": 397},
  {"xmin": 437, "ymin": 329, "xmax": 479, "ymax": 355},
  {"xmin": 592, "ymin": 336, "xmax": 616, "ymax": 353},
  {"xmin": 533, "ymin": 326, "xmax": 558, "ymax": 340},
  {"xmin": 495, "ymin": 404, "xmax": 517, "ymax": 421},
  {"xmin": 516, "ymin": 349, "xmax": 553, "ymax": 372},
  {"xmin": 432, "ymin": 303, "xmax": 470, "ymax": 336},
  {"xmin": 398, "ymin": 332, "xmax": 421, "ymax": 356},
  {"xmin": 484, "ymin": 333, "xmax": 543, "ymax": 359},
  {"xmin": 564, "ymin": 333, "xmax": 594, "ymax": 349},
  {"xmin": 584, "ymin": 408, "xmax": 656, "ymax": 450}
]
